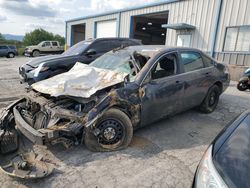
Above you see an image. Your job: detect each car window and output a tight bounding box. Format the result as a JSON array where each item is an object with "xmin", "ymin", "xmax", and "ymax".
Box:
[
  {"xmin": 91, "ymin": 40, "xmax": 122, "ymax": 53},
  {"xmin": 180, "ymin": 52, "xmax": 204, "ymax": 72},
  {"xmin": 122, "ymin": 40, "xmax": 138, "ymax": 46},
  {"xmin": 202, "ymin": 54, "xmax": 214, "ymax": 67},
  {"xmin": 91, "ymin": 41, "xmax": 109, "ymax": 53},
  {"xmin": 0, "ymin": 46, "xmax": 8, "ymax": 50},
  {"xmin": 151, "ymin": 53, "xmax": 177, "ymax": 80},
  {"xmin": 8, "ymin": 46, "xmax": 16, "ymax": 49},
  {"xmin": 43, "ymin": 42, "xmax": 51, "ymax": 47},
  {"xmin": 52, "ymin": 42, "xmax": 58, "ymax": 46},
  {"xmin": 109, "ymin": 40, "xmax": 123, "ymax": 49},
  {"xmin": 63, "ymin": 41, "xmax": 92, "ymax": 56}
]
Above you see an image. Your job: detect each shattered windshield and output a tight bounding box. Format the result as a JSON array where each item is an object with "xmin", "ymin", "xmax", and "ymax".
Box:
[{"xmin": 90, "ymin": 52, "xmax": 140, "ymax": 81}]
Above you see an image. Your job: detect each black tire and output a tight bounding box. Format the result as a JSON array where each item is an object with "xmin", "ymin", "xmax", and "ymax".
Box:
[
  {"xmin": 199, "ymin": 85, "xmax": 220, "ymax": 113},
  {"xmin": 7, "ymin": 52, "xmax": 15, "ymax": 58},
  {"xmin": 237, "ymin": 81, "xmax": 248, "ymax": 91},
  {"xmin": 32, "ymin": 50, "xmax": 40, "ymax": 57},
  {"xmin": 84, "ymin": 108, "xmax": 133, "ymax": 152}
]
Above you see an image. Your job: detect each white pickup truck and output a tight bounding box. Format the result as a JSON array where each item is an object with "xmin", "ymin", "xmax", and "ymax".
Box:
[{"xmin": 24, "ymin": 41, "xmax": 64, "ymax": 57}]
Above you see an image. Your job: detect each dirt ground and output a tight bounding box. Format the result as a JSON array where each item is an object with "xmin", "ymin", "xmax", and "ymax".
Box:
[{"xmin": 0, "ymin": 57, "xmax": 249, "ymax": 188}]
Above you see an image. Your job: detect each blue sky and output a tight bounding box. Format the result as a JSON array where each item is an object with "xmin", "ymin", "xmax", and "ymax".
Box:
[{"xmin": 0, "ymin": 0, "xmax": 162, "ymax": 36}]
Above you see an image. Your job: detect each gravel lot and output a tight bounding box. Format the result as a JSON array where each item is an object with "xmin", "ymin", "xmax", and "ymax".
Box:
[{"xmin": 0, "ymin": 57, "xmax": 249, "ymax": 188}]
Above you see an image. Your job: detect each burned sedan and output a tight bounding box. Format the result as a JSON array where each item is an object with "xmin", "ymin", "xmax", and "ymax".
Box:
[{"xmin": 0, "ymin": 46, "xmax": 230, "ymax": 155}]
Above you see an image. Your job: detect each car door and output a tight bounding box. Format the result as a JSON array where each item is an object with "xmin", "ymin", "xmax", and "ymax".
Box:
[
  {"xmin": 140, "ymin": 52, "xmax": 185, "ymax": 126},
  {"xmin": 179, "ymin": 51, "xmax": 212, "ymax": 109},
  {"xmin": 41, "ymin": 41, "xmax": 52, "ymax": 53},
  {"xmin": 51, "ymin": 41, "xmax": 59, "ymax": 52}
]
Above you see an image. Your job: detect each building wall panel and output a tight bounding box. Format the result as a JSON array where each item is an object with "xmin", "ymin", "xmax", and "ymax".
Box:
[{"xmin": 215, "ymin": 0, "xmax": 250, "ymax": 52}]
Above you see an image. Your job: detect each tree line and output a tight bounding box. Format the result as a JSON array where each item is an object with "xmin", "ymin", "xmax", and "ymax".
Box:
[
  {"xmin": 0, "ymin": 28, "xmax": 65, "ymax": 47},
  {"xmin": 0, "ymin": 29, "xmax": 65, "ymax": 55}
]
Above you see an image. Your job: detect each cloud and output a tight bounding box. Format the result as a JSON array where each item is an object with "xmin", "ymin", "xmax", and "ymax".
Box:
[
  {"xmin": 44, "ymin": 18, "xmax": 64, "ymax": 25},
  {"xmin": 0, "ymin": 15, "xmax": 7, "ymax": 22},
  {"xmin": 0, "ymin": 0, "xmax": 57, "ymax": 17}
]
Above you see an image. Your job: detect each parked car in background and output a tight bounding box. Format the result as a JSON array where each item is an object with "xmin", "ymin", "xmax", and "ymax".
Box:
[
  {"xmin": 19, "ymin": 38, "xmax": 142, "ymax": 84},
  {"xmin": 193, "ymin": 110, "xmax": 250, "ymax": 188},
  {"xmin": 0, "ymin": 45, "xmax": 18, "ymax": 58},
  {"xmin": 1, "ymin": 46, "xmax": 230, "ymax": 160},
  {"xmin": 24, "ymin": 41, "xmax": 64, "ymax": 57}
]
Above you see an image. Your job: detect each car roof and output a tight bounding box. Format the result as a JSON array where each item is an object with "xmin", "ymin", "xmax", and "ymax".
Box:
[{"xmin": 119, "ymin": 45, "xmax": 203, "ymax": 57}]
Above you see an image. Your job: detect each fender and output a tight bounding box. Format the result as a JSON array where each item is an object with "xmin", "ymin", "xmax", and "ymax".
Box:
[{"xmin": 84, "ymin": 90, "xmax": 141, "ymax": 129}]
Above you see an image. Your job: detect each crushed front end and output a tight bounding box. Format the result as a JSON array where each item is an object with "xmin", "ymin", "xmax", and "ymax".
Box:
[
  {"xmin": 2, "ymin": 91, "xmax": 98, "ymax": 148},
  {"xmin": 0, "ymin": 90, "xmax": 101, "ymax": 179}
]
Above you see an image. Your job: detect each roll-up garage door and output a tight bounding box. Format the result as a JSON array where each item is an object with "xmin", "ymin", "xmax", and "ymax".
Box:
[{"xmin": 96, "ymin": 20, "xmax": 117, "ymax": 38}]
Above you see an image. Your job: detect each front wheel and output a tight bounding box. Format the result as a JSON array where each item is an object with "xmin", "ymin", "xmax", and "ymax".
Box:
[
  {"xmin": 32, "ymin": 50, "xmax": 40, "ymax": 57},
  {"xmin": 7, "ymin": 52, "xmax": 15, "ymax": 58},
  {"xmin": 237, "ymin": 81, "xmax": 248, "ymax": 91},
  {"xmin": 199, "ymin": 85, "xmax": 220, "ymax": 113},
  {"xmin": 84, "ymin": 108, "xmax": 133, "ymax": 152}
]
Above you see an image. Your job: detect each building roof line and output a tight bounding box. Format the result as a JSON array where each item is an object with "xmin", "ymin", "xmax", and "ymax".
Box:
[{"xmin": 66, "ymin": 0, "xmax": 181, "ymax": 23}]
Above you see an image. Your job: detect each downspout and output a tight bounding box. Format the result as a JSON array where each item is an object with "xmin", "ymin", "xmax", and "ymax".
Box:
[
  {"xmin": 117, "ymin": 12, "xmax": 121, "ymax": 37},
  {"xmin": 210, "ymin": 0, "xmax": 223, "ymax": 57},
  {"xmin": 65, "ymin": 21, "xmax": 67, "ymax": 50}
]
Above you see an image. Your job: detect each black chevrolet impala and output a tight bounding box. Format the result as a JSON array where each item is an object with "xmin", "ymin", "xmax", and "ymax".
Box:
[{"xmin": 1, "ymin": 46, "xmax": 230, "ymax": 154}]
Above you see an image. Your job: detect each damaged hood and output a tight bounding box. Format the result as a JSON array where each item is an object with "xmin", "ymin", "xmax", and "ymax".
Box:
[{"xmin": 31, "ymin": 62, "xmax": 127, "ymax": 98}]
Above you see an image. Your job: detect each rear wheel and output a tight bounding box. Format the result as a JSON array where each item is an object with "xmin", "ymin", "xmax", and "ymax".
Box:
[
  {"xmin": 237, "ymin": 81, "xmax": 248, "ymax": 91},
  {"xmin": 32, "ymin": 50, "xmax": 40, "ymax": 57},
  {"xmin": 84, "ymin": 108, "xmax": 133, "ymax": 152},
  {"xmin": 199, "ymin": 85, "xmax": 220, "ymax": 113},
  {"xmin": 7, "ymin": 52, "xmax": 15, "ymax": 58}
]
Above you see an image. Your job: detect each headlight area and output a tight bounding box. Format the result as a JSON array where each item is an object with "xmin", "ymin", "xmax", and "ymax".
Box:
[
  {"xmin": 194, "ymin": 146, "xmax": 228, "ymax": 188},
  {"xmin": 33, "ymin": 63, "xmax": 50, "ymax": 77}
]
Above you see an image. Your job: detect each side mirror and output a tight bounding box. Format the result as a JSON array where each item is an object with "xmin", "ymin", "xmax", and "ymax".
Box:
[{"xmin": 85, "ymin": 49, "xmax": 96, "ymax": 56}]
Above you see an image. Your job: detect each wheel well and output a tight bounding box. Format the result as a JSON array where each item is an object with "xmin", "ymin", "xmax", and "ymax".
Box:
[
  {"xmin": 214, "ymin": 81, "xmax": 223, "ymax": 94},
  {"xmin": 33, "ymin": 49, "xmax": 40, "ymax": 52},
  {"xmin": 110, "ymin": 105, "xmax": 132, "ymax": 119}
]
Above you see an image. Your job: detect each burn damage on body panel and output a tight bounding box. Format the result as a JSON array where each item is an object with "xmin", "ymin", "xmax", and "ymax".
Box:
[{"xmin": 0, "ymin": 47, "xmax": 154, "ymax": 179}]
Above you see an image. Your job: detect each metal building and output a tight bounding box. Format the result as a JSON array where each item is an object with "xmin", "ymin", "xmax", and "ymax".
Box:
[{"xmin": 66, "ymin": 0, "xmax": 250, "ymax": 80}]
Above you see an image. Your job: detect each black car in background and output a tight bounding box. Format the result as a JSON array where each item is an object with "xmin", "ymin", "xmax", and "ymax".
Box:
[
  {"xmin": 0, "ymin": 45, "xmax": 18, "ymax": 58},
  {"xmin": 19, "ymin": 38, "xmax": 142, "ymax": 84},
  {"xmin": 193, "ymin": 111, "xmax": 250, "ymax": 188}
]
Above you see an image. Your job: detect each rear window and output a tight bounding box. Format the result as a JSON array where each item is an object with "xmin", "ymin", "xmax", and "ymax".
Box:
[
  {"xmin": 52, "ymin": 42, "xmax": 58, "ymax": 46},
  {"xmin": 214, "ymin": 114, "xmax": 250, "ymax": 188},
  {"xmin": 0, "ymin": 46, "xmax": 8, "ymax": 49},
  {"xmin": 180, "ymin": 52, "xmax": 204, "ymax": 72},
  {"xmin": 202, "ymin": 54, "xmax": 214, "ymax": 67},
  {"xmin": 8, "ymin": 46, "xmax": 16, "ymax": 49}
]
